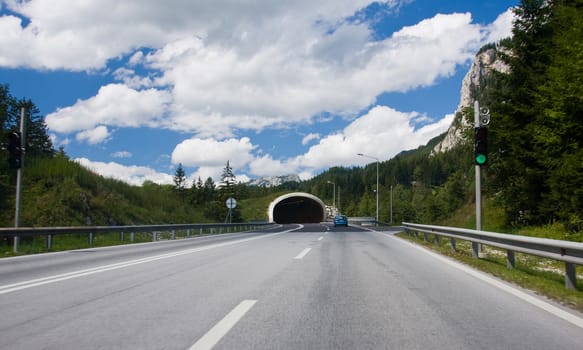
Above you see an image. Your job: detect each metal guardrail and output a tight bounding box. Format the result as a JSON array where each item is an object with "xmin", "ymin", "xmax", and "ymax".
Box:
[
  {"xmin": 402, "ymin": 222, "xmax": 583, "ymax": 290},
  {"xmin": 348, "ymin": 217, "xmax": 376, "ymax": 226},
  {"xmin": 0, "ymin": 222, "xmax": 274, "ymax": 253}
]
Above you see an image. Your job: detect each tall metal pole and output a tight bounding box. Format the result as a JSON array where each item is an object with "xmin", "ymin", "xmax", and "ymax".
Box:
[
  {"xmin": 327, "ymin": 181, "xmax": 336, "ymax": 214},
  {"xmin": 390, "ymin": 185, "xmax": 393, "ymax": 224},
  {"xmin": 337, "ymin": 186, "xmax": 341, "ymax": 213},
  {"xmin": 375, "ymin": 160, "xmax": 379, "ymax": 225},
  {"xmin": 14, "ymin": 107, "xmax": 26, "ymax": 253},
  {"xmin": 474, "ymin": 100, "xmax": 482, "ymax": 257},
  {"xmin": 357, "ymin": 153, "xmax": 379, "ymax": 225}
]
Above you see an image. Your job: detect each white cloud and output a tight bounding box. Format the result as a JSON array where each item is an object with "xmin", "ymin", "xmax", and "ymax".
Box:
[
  {"xmin": 484, "ymin": 8, "xmax": 515, "ymax": 44},
  {"xmin": 75, "ymin": 158, "xmax": 173, "ymax": 186},
  {"xmin": 1, "ymin": 1, "xmax": 513, "ymax": 182},
  {"xmin": 72, "ymin": 105, "xmax": 454, "ymax": 184},
  {"xmin": 75, "ymin": 126, "xmax": 110, "ymax": 144},
  {"xmin": 302, "ymin": 133, "xmax": 321, "ymax": 145},
  {"xmin": 249, "ymin": 155, "xmax": 294, "ymax": 177},
  {"xmin": 5, "ymin": 1, "xmax": 511, "ymax": 140},
  {"xmin": 0, "ymin": 0, "xmax": 384, "ymax": 70},
  {"xmin": 111, "ymin": 151, "xmax": 133, "ymax": 159},
  {"xmin": 282, "ymin": 106, "xmax": 454, "ymax": 174},
  {"xmin": 171, "ymin": 137, "xmax": 256, "ymax": 169},
  {"xmin": 45, "ymin": 84, "xmax": 172, "ymax": 135}
]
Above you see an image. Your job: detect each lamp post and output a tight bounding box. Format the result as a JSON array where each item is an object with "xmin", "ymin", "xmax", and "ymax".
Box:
[
  {"xmin": 390, "ymin": 184, "xmax": 393, "ymax": 224},
  {"xmin": 357, "ymin": 153, "xmax": 379, "ymax": 225},
  {"xmin": 337, "ymin": 186, "xmax": 341, "ymax": 213},
  {"xmin": 327, "ymin": 181, "xmax": 336, "ymax": 215}
]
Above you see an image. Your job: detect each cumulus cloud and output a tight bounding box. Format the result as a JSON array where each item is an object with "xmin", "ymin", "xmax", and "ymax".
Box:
[
  {"xmin": 171, "ymin": 137, "xmax": 256, "ymax": 169},
  {"xmin": 111, "ymin": 151, "xmax": 133, "ymax": 159},
  {"xmin": 7, "ymin": 1, "xmax": 510, "ymax": 141},
  {"xmin": 75, "ymin": 158, "xmax": 173, "ymax": 186},
  {"xmin": 484, "ymin": 8, "xmax": 515, "ymax": 44},
  {"xmin": 0, "ymin": 1, "xmax": 514, "ymax": 183},
  {"xmin": 74, "ymin": 104, "xmax": 453, "ymax": 184},
  {"xmin": 241, "ymin": 105, "xmax": 454, "ymax": 179},
  {"xmin": 45, "ymin": 84, "xmax": 172, "ymax": 134},
  {"xmin": 302, "ymin": 133, "xmax": 321, "ymax": 145},
  {"xmin": 76, "ymin": 126, "xmax": 110, "ymax": 144}
]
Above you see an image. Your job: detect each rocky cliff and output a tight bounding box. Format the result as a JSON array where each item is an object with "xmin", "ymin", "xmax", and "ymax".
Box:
[{"xmin": 432, "ymin": 46, "xmax": 510, "ymax": 154}]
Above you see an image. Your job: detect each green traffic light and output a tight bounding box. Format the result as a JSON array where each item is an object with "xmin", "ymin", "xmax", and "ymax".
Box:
[{"xmin": 475, "ymin": 154, "xmax": 487, "ymax": 165}]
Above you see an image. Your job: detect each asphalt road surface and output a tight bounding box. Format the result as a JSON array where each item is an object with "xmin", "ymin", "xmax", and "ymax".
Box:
[{"xmin": 1, "ymin": 224, "xmax": 582, "ymax": 350}]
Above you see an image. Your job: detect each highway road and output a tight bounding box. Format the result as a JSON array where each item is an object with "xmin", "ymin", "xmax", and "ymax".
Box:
[{"xmin": 1, "ymin": 224, "xmax": 582, "ymax": 349}]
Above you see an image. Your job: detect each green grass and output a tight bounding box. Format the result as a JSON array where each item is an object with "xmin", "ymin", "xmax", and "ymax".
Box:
[{"xmin": 397, "ymin": 232, "xmax": 583, "ymax": 312}]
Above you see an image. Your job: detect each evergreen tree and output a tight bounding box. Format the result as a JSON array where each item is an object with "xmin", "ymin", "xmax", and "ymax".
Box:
[
  {"xmin": 173, "ymin": 163, "xmax": 186, "ymax": 200},
  {"xmin": 491, "ymin": 0, "xmax": 555, "ymax": 225},
  {"xmin": 220, "ymin": 160, "xmax": 237, "ymax": 197}
]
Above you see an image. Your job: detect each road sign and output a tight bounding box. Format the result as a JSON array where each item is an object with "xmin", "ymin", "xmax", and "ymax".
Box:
[{"xmin": 226, "ymin": 197, "xmax": 237, "ymax": 209}]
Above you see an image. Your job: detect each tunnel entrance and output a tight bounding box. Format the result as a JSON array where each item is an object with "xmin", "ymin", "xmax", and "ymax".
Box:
[{"xmin": 268, "ymin": 192, "xmax": 326, "ymax": 224}]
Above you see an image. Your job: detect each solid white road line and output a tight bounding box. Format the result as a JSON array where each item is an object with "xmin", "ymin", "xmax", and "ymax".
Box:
[
  {"xmin": 294, "ymin": 247, "xmax": 312, "ymax": 260},
  {"xmin": 0, "ymin": 225, "xmax": 305, "ymax": 295},
  {"xmin": 380, "ymin": 231, "xmax": 583, "ymax": 330},
  {"xmin": 189, "ymin": 299, "xmax": 257, "ymax": 350}
]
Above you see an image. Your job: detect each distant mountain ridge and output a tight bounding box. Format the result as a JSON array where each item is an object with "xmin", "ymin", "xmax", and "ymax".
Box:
[{"xmin": 247, "ymin": 174, "xmax": 301, "ymax": 187}]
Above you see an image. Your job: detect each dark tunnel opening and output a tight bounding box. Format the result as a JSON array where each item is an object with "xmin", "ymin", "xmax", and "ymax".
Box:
[{"xmin": 273, "ymin": 196, "xmax": 325, "ymax": 224}]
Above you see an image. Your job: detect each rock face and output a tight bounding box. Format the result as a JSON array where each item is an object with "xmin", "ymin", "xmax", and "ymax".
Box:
[
  {"xmin": 432, "ymin": 47, "xmax": 510, "ymax": 154},
  {"xmin": 247, "ymin": 174, "xmax": 301, "ymax": 187}
]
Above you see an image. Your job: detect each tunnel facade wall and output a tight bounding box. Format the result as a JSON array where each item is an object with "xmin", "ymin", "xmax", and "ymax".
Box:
[{"xmin": 268, "ymin": 192, "xmax": 326, "ymax": 224}]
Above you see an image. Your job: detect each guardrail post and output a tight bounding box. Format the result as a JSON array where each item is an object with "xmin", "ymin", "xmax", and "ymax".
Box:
[
  {"xmin": 423, "ymin": 232, "xmax": 428, "ymax": 242},
  {"xmin": 434, "ymin": 234, "xmax": 440, "ymax": 246},
  {"xmin": 472, "ymin": 242, "xmax": 479, "ymax": 258},
  {"xmin": 47, "ymin": 234, "xmax": 52, "ymax": 250},
  {"xmin": 199, "ymin": 228, "xmax": 203, "ymax": 235},
  {"xmin": 88, "ymin": 232, "xmax": 94, "ymax": 246},
  {"xmin": 507, "ymin": 250, "xmax": 515, "ymax": 269},
  {"xmin": 565, "ymin": 263, "xmax": 577, "ymax": 290},
  {"xmin": 152, "ymin": 231, "xmax": 157, "ymax": 242},
  {"xmin": 450, "ymin": 238, "xmax": 456, "ymax": 253},
  {"xmin": 120, "ymin": 232, "xmax": 124, "ymax": 242},
  {"xmin": 171, "ymin": 230, "xmax": 176, "ymax": 240},
  {"xmin": 210, "ymin": 228, "xmax": 214, "ymax": 235},
  {"xmin": 130, "ymin": 232, "xmax": 135, "ymax": 242},
  {"xmin": 187, "ymin": 229, "xmax": 191, "ymax": 237}
]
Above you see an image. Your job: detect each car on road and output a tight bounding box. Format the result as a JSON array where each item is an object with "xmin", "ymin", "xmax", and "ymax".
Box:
[{"xmin": 334, "ymin": 215, "xmax": 348, "ymax": 227}]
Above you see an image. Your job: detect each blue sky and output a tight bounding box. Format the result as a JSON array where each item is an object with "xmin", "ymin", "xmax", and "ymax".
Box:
[{"xmin": 0, "ymin": 0, "xmax": 517, "ymax": 185}]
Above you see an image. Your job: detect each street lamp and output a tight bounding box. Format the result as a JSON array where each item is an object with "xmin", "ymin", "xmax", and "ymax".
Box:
[
  {"xmin": 357, "ymin": 153, "xmax": 379, "ymax": 225},
  {"xmin": 327, "ymin": 181, "xmax": 336, "ymax": 215}
]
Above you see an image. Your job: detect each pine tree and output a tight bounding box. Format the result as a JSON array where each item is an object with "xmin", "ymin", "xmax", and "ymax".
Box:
[
  {"xmin": 173, "ymin": 163, "xmax": 186, "ymax": 200},
  {"xmin": 220, "ymin": 160, "xmax": 237, "ymax": 197},
  {"xmin": 490, "ymin": 0, "xmax": 555, "ymax": 225}
]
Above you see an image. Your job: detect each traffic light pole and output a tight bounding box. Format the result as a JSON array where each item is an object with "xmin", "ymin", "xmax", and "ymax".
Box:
[
  {"xmin": 473, "ymin": 101, "xmax": 482, "ymax": 258},
  {"xmin": 14, "ymin": 107, "xmax": 26, "ymax": 252}
]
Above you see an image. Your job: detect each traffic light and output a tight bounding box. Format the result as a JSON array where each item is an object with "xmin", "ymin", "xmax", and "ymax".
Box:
[
  {"xmin": 474, "ymin": 126, "xmax": 487, "ymax": 166},
  {"xmin": 7, "ymin": 131, "xmax": 22, "ymax": 169}
]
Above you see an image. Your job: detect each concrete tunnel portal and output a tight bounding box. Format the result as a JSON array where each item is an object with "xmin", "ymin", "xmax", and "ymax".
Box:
[{"xmin": 268, "ymin": 192, "xmax": 327, "ymax": 224}]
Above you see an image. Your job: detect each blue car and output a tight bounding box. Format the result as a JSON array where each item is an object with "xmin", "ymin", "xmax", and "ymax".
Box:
[{"xmin": 334, "ymin": 215, "xmax": 348, "ymax": 227}]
